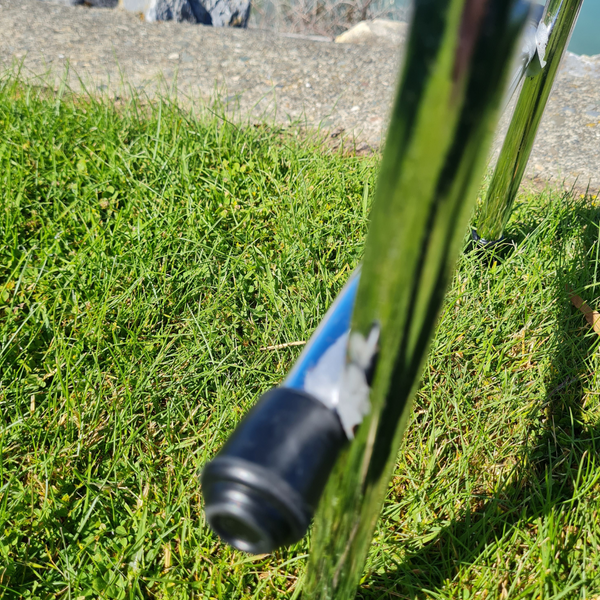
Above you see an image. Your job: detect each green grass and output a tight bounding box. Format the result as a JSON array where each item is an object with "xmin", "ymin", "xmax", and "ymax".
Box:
[{"xmin": 1, "ymin": 76, "xmax": 600, "ymax": 599}]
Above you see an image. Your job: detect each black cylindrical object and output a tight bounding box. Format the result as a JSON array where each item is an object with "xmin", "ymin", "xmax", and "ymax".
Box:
[{"xmin": 201, "ymin": 388, "xmax": 347, "ymax": 554}]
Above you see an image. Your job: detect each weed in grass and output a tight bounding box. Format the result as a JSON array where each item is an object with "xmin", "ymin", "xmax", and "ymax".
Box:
[{"xmin": 1, "ymin": 75, "xmax": 600, "ymax": 599}]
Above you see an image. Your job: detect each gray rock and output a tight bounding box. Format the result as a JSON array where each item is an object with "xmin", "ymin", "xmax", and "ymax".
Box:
[
  {"xmin": 144, "ymin": 0, "xmax": 249, "ymax": 26},
  {"xmin": 39, "ymin": 0, "xmax": 248, "ymax": 26},
  {"xmin": 38, "ymin": 0, "xmax": 118, "ymax": 5},
  {"xmin": 145, "ymin": 0, "xmax": 210, "ymax": 23},
  {"xmin": 203, "ymin": 0, "xmax": 250, "ymax": 27}
]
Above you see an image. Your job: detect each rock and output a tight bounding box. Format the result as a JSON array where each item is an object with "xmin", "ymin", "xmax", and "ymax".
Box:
[
  {"xmin": 203, "ymin": 0, "xmax": 250, "ymax": 27},
  {"xmin": 144, "ymin": 0, "xmax": 249, "ymax": 26},
  {"xmin": 335, "ymin": 19, "xmax": 407, "ymax": 45},
  {"xmin": 145, "ymin": 0, "xmax": 210, "ymax": 23},
  {"xmin": 39, "ymin": 0, "xmax": 249, "ymax": 26},
  {"xmin": 38, "ymin": 0, "xmax": 118, "ymax": 5}
]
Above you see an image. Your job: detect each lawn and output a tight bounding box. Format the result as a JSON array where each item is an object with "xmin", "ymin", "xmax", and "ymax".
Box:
[{"xmin": 1, "ymin": 76, "xmax": 599, "ymax": 599}]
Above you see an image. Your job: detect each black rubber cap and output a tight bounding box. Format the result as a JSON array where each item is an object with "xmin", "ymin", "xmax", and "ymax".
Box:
[{"xmin": 201, "ymin": 387, "xmax": 347, "ymax": 554}]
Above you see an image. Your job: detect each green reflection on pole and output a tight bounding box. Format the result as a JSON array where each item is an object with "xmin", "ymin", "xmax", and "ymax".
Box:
[
  {"xmin": 476, "ymin": 0, "xmax": 585, "ymax": 242},
  {"xmin": 302, "ymin": 1, "xmax": 530, "ymax": 599}
]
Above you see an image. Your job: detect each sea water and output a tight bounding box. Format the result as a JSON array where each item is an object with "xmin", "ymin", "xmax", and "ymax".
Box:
[{"xmin": 569, "ymin": 0, "xmax": 600, "ymax": 56}]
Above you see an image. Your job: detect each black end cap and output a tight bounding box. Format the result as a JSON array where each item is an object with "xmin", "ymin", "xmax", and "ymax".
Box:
[
  {"xmin": 202, "ymin": 461, "xmax": 306, "ymax": 553},
  {"xmin": 201, "ymin": 387, "xmax": 347, "ymax": 554}
]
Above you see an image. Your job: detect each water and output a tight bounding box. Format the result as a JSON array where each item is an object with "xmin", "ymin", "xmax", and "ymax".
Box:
[{"xmin": 569, "ymin": 0, "xmax": 600, "ymax": 56}]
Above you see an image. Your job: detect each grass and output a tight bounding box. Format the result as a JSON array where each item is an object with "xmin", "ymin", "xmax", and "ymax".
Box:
[{"xmin": 1, "ymin": 76, "xmax": 600, "ymax": 599}]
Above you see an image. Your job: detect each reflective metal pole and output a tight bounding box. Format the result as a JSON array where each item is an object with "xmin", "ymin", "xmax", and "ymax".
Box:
[
  {"xmin": 476, "ymin": 0, "xmax": 585, "ymax": 242},
  {"xmin": 303, "ymin": 1, "xmax": 531, "ymax": 598}
]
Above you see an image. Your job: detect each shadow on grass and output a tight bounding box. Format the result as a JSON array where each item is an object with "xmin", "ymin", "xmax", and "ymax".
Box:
[{"xmin": 358, "ymin": 200, "xmax": 600, "ymax": 599}]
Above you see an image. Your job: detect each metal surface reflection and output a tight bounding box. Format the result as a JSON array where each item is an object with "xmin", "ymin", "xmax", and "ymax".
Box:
[
  {"xmin": 505, "ymin": 2, "xmax": 545, "ymax": 102},
  {"xmin": 476, "ymin": 0, "xmax": 585, "ymax": 242},
  {"xmin": 303, "ymin": 0, "xmax": 531, "ymax": 598},
  {"xmin": 285, "ymin": 269, "xmax": 364, "ymax": 439}
]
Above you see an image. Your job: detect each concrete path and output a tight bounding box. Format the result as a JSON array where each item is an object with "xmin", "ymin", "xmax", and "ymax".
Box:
[{"xmin": 1, "ymin": 0, "xmax": 599, "ymax": 191}]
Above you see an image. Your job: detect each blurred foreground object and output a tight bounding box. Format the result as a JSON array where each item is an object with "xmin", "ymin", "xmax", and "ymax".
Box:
[
  {"xmin": 303, "ymin": 0, "xmax": 532, "ymax": 597},
  {"xmin": 202, "ymin": 0, "xmax": 531, "ymax": 596},
  {"xmin": 201, "ymin": 272, "xmax": 361, "ymax": 553}
]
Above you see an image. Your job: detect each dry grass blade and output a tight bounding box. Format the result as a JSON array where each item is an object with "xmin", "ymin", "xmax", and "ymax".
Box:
[
  {"xmin": 259, "ymin": 341, "xmax": 307, "ymax": 350},
  {"xmin": 567, "ymin": 287, "xmax": 600, "ymax": 336}
]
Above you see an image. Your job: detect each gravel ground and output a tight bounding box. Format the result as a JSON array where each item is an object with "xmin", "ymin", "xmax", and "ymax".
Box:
[{"xmin": 1, "ymin": 0, "xmax": 599, "ymax": 191}]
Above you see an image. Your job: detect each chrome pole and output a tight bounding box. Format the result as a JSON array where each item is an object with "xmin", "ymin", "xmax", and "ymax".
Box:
[
  {"xmin": 475, "ymin": 0, "xmax": 585, "ymax": 242},
  {"xmin": 303, "ymin": 0, "xmax": 531, "ymax": 598}
]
